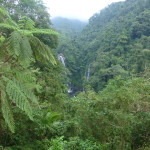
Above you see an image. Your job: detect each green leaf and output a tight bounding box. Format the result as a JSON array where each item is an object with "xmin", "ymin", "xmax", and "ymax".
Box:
[
  {"xmin": 0, "ymin": 82, "xmax": 15, "ymax": 133},
  {"xmin": 0, "ymin": 23, "xmax": 18, "ymax": 30},
  {"xmin": 3, "ymin": 76, "xmax": 33, "ymax": 120},
  {"xmin": 29, "ymin": 36, "xmax": 56, "ymax": 65}
]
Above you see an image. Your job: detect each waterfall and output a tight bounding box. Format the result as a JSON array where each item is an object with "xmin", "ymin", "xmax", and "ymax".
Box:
[
  {"xmin": 86, "ymin": 64, "xmax": 91, "ymax": 81},
  {"xmin": 58, "ymin": 53, "xmax": 73, "ymax": 95},
  {"xmin": 58, "ymin": 54, "xmax": 65, "ymax": 66},
  {"xmin": 68, "ymin": 87, "xmax": 73, "ymax": 93}
]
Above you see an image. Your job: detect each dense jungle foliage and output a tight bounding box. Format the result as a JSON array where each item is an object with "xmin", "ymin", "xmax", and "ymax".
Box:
[
  {"xmin": 56, "ymin": 0, "xmax": 150, "ymax": 93},
  {"xmin": 0, "ymin": 0, "xmax": 150, "ymax": 149}
]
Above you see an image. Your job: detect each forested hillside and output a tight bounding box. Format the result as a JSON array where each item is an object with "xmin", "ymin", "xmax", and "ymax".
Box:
[
  {"xmin": 57, "ymin": 0, "xmax": 150, "ymax": 92},
  {"xmin": 0, "ymin": 0, "xmax": 150, "ymax": 150},
  {"xmin": 52, "ymin": 17, "xmax": 87, "ymax": 36}
]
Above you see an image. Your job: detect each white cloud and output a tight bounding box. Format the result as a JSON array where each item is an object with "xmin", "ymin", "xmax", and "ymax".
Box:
[{"xmin": 43, "ymin": 0, "xmax": 125, "ymax": 21}]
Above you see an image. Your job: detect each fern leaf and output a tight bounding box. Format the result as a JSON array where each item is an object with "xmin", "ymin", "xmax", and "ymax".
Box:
[
  {"xmin": 0, "ymin": 6, "xmax": 18, "ymax": 29},
  {"xmin": 19, "ymin": 36, "xmax": 33, "ymax": 67},
  {"xmin": 18, "ymin": 16, "xmax": 35, "ymax": 30},
  {"xmin": 43, "ymin": 112, "xmax": 60, "ymax": 126},
  {"xmin": 15, "ymin": 70, "xmax": 36, "ymax": 83},
  {"xmin": 3, "ymin": 76, "xmax": 33, "ymax": 120},
  {"xmin": 14, "ymin": 70, "xmax": 42, "ymax": 94},
  {"xmin": 18, "ymin": 29, "xmax": 59, "ymax": 36},
  {"xmin": 6, "ymin": 31, "xmax": 33, "ymax": 67},
  {"xmin": 0, "ymin": 6, "xmax": 10, "ymax": 19},
  {"xmin": 0, "ymin": 82, "xmax": 15, "ymax": 133},
  {"xmin": 15, "ymin": 79, "xmax": 39, "ymax": 105},
  {"xmin": 30, "ymin": 29, "xmax": 59, "ymax": 35},
  {"xmin": 3, "ymin": 18, "xmax": 18, "ymax": 28},
  {"xmin": 0, "ymin": 23, "xmax": 18, "ymax": 30},
  {"xmin": 6, "ymin": 31, "xmax": 22, "ymax": 56},
  {"xmin": 29, "ymin": 36, "xmax": 56, "ymax": 65}
]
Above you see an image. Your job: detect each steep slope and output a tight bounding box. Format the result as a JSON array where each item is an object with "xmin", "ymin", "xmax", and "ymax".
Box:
[
  {"xmin": 58, "ymin": 0, "xmax": 150, "ymax": 92},
  {"xmin": 52, "ymin": 17, "xmax": 87, "ymax": 93}
]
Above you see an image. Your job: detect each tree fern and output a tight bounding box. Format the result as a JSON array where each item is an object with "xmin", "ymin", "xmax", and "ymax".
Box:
[
  {"xmin": 4, "ymin": 30, "xmax": 56, "ymax": 67},
  {"xmin": 3, "ymin": 76, "xmax": 34, "ymax": 120},
  {"xmin": 0, "ymin": 6, "xmax": 58, "ymax": 36},
  {"xmin": 0, "ymin": 6, "xmax": 58, "ymax": 67},
  {"xmin": 0, "ymin": 6, "xmax": 58, "ymax": 133},
  {"xmin": 0, "ymin": 71, "xmax": 39, "ymax": 132},
  {"xmin": 0, "ymin": 82, "xmax": 15, "ymax": 133}
]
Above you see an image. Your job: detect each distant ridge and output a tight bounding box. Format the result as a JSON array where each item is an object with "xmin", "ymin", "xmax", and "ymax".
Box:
[{"xmin": 52, "ymin": 17, "xmax": 87, "ymax": 35}]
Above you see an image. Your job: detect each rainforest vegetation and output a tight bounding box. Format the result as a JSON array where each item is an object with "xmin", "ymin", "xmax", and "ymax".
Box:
[{"xmin": 0, "ymin": 0, "xmax": 150, "ymax": 149}]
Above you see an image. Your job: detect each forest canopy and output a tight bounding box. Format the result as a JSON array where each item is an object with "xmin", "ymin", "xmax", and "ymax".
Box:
[{"xmin": 0, "ymin": 0, "xmax": 150, "ymax": 149}]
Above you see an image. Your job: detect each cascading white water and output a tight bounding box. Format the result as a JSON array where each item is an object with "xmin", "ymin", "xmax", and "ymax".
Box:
[
  {"xmin": 68, "ymin": 87, "xmax": 73, "ymax": 93},
  {"xmin": 86, "ymin": 64, "xmax": 91, "ymax": 81},
  {"xmin": 58, "ymin": 54, "xmax": 65, "ymax": 66},
  {"xmin": 58, "ymin": 53, "xmax": 73, "ymax": 94}
]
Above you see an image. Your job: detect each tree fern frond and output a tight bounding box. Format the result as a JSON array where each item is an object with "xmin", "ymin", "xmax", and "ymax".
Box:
[
  {"xmin": 0, "ymin": 6, "xmax": 18, "ymax": 30},
  {"xmin": 18, "ymin": 16, "xmax": 35, "ymax": 30},
  {"xmin": 5, "ymin": 31, "xmax": 33, "ymax": 67},
  {"xmin": 15, "ymin": 70, "xmax": 36, "ymax": 83},
  {"xmin": 44, "ymin": 45, "xmax": 57, "ymax": 65},
  {"xmin": 3, "ymin": 76, "xmax": 33, "ymax": 120},
  {"xmin": 0, "ymin": 82, "xmax": 15, "ymax": 133},
  {"xmin": 0, "ymin": 23, "xmax": 18, "ymax": 30},
  {"xmin": 0, "ymin": 6, "xmax": 18, "ymax": 29},
  {"xmin": 0, "ymin": 6, "xmax": 10, "ymax": 19},
  {"xmin": 3, "ymin": 18, "xmax": 18, "ymax": 28},
  {"xmin": 15, "ymin": 79, "xmax": 39, "ymax": 105},
  {"xmin": 29, "ymin": 36, "xmax": 56, "ymax": 65},
  {"xmin": 14, "ymin": 70, "xmax": 42, "ymax": 93},
  {"xmin": 19, "ymin": 36, "xmax": 33, "ymax": 67},
  {"xmin": 6, "ymin": 31, "xmax": 22, "ymax": 56},
  {"xmin": 42, "ymin": 112, "xmax": 60, "ymax": 126},
  {"xmin": 17, "ymin": 29, "xmax": 59, "ymax": 36},
  {"xmin": 30, "ymin": 29, "xmax": 59, "ymax": 35}
]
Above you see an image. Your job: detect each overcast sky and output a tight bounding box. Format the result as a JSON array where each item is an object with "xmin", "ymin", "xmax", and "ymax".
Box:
[{"xmin": 43, "ymin": 0, "xmax": 125, "ymax": 21}]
